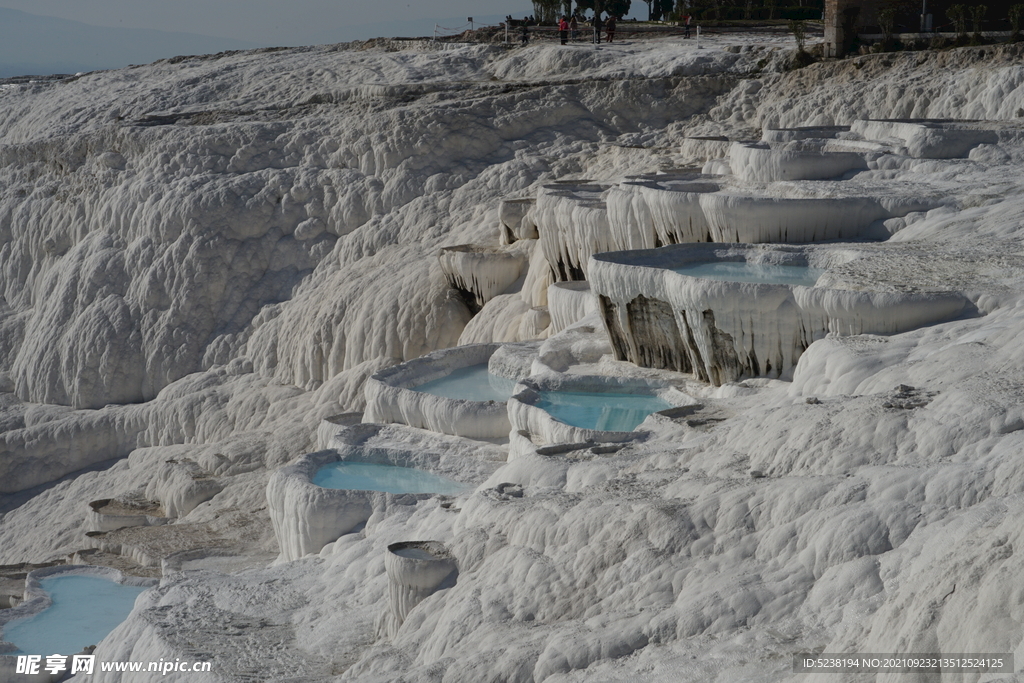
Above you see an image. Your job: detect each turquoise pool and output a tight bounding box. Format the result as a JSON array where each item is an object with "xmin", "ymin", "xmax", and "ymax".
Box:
[
  {"xmin": 312, "ymin": 462, "xmax": 466, "ymax": 495},
  {"xmin": 535, "ymin": 391, "xmax": 672, "ymax": 431},
  {"xmin": 672, "ymin": 261, "xmax": 823, "ymax": 286},
  {"xmin": 412, "ymin": 364, "xmax": 516, "ymax": 402},
  {"xmin": 3, "ymin": 575, "xmax": 148, "ymax": 656}
]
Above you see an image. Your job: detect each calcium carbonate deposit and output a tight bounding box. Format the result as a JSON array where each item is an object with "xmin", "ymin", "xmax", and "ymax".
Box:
[{"xmin": 2, "ymin": 27, "xmax": 1024, "ymax": 683}]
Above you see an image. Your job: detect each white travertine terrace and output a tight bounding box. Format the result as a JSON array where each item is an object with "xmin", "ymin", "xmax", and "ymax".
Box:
[
  {"xmin": 86, "ymin": 498, "xmax": 169, "ymax": 533},
  {"xmin": 8, "ymin": 34, "xmax": 1024, "ymax": 683},
  {"xmin": 507, "ymin": 377, "xmax": 689, "ymax": 448},
  {"xmin": 438, "ymin": 242, "xmax": 532, "ymax": 311},
  {"xmin": 698, "ymin": 189, "xmax": 937, "ymax": 243},
  {"xmin": 547, "ymin": 281, "xmax": 600, "ymax": 334},
  {"xmin": 362, "ymin": 343, "xmax": 513, "ymax": 439},
  {"xmin": 535, "ymin": 182, "xmax": 614, "ymax": 282},
  {"xmin": 679, "ymin": 136, "xmax": 734, "ymax": 163},
  {"xmin": 267, "ymin": 424, "xmax": 498, "ymax": 562},
  {"xmin": 382, "ymin": 541, "xmax": 457, "ymax": 638},
  {"xmin": 606, "ymin": 174, "xmax": 718, "ymax": 251},
  {"xmin": 0, "ymin": 565, "xmax": 157, "ymax": 681},
  {"xmin": 315, "ymin": 413, "xmax": 362, "ymax": 450},
  {"xmin": 728, "ymin": 141, "xmax": 869, "ymax": 182},
  {"xmin": 760, "ymin": 125, "xmax": 849, "ymax": 142},
  {"xmin": 590, "ymin": 243, "xmax": 970, "ymax": 385},
  {"xmin": 498, "ymin": 197, "xmax": 539, "ymax": 244},
  {"xmin": 849, "ymin": 118, "xmax": 1004, "ymax": 158},
  {"xmin": 144, "ymin": 458, "xmax": 223, "ymax": 518},
  {"xmin": 266, "ymin": 450, "xmax": 377, "ymax": 562}
]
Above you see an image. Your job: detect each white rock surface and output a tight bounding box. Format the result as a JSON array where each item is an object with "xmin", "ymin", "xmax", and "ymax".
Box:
[{"xmin": 0, "ymin": 34, "xmax": 1023, "ymax": 683}]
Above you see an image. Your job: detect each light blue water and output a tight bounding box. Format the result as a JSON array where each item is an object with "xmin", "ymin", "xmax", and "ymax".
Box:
[
  {"xmin": 312, "ymin": 462, "xmax": 466, "ymax": 495},
  {"xmin": 536, "ymin": 391, "xmax": 672, "ymax": 431},
  {"xmin": 3, "ymin": 575, "xmax": 148, "ymax": 656},
  {"xmin": 392, "ymin": 547, "xmax": 439, "ymax": 561},
  {"xmin": 412, "ymin": 364, "xmax": 515, "ymax": 402},
  {"xmin": 671, "ymin": 261, "xmax": 823, "ymax": 287}
]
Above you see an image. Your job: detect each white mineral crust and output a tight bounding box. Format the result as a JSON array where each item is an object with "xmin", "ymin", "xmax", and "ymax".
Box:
[{"xmin": 0, "ymin": 33, "xmax": 1022, "ymax": 683}]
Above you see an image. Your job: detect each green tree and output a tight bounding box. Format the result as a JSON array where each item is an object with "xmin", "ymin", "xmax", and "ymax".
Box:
[
  {"xmin": 643, "ymin": 0, "xmax": 675, "ymax": 19},
  {"xmin": 947, "ymin": 4, "xmax": 967, "ymax": 39},
  {"xmin": 1009, "ymin": 3, "xmax": 1024, "ymax": 40},
  {"xmin": 878, "ymin": 6, "xmax": 896, "ymax": 49},
  {"xmin": 576, "ymin": 0, "xmax": 633, "ymax": 17},
  {"xmin": 533, "ymin": 0, "xmax": 561, "ymax": 23},
  {"xmin": 789, "ymin": 18, "xmax": 807, "ymax": 50},
  {"xmin": 970, "ymin": 4, "xmax": 987, "ymax": 43}
]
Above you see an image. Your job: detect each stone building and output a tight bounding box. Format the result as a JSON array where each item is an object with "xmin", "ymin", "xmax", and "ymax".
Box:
[{"xmin": 824, "ymin": 0, "xmax": 885, "ymax": 55}]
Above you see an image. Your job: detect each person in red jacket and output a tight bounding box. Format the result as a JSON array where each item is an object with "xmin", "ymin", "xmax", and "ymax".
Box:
[{"xmin": 559, "ymin": 16, "xmax": 569, "ymax": 44}]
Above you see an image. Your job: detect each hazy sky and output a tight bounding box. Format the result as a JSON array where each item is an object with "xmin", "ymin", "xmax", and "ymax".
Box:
[{"xmin": 0, "ymin": 1, "xmax": 526, "ymax": 45}]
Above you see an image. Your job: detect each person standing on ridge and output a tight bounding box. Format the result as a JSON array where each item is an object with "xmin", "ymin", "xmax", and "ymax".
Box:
[
  {"xmin": 569, "ymin": 14, "xmax": 579, "ymax": 42},
  {"xmin": 593, "ymin": 12, "xmax": 603, "ymax": 43},
  {"xmin": 606, "ymin": 15, "xmax": 617, "ymax": 42},
  {"xmin": 684, "ymin": 14, "xmax": 691, "ymax": 38},
  {"xmin": 559, "ymin": 16, "xmax": 569, "ymax": 44},
  {"xmin": 521, "ymin": 20, "xmax": 530, "ymax": 45}
]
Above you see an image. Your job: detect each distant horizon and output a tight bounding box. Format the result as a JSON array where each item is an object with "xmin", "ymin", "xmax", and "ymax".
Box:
[{"xmin": 0, "ymin": 5, "xmax": 524, "ymax": 78}]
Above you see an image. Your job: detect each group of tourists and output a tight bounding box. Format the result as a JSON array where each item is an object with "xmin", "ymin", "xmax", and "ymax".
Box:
[
  {"xmin": 557, "ymin": 13, "xmax": 617, "ymax": 45},
  {"xmin": 514, "ymin": 11, "xmax": 691, "ymax": 47}
]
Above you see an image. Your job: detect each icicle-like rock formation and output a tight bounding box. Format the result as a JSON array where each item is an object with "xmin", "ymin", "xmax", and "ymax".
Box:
[
  {"xmin": 605, "ymin": 174, "xmax": 718, "ymax": 251},
  {"xmin": 547, "ymin": 281, "xmax": 600, "ymax": 335},
  {"xmin": 362, "ymin": 343, "xmax": 513, "ymax": 439},
  {"xmin": 438, "ymin": 243, "xmax": 531, "ymax": 312},
  {"xmin": 591, "ymin": 244, "xmax": 970, "ymax": 385},
  {"xmin": 535, "ymin": 182, "xmax": 614, "ymax": 282}
]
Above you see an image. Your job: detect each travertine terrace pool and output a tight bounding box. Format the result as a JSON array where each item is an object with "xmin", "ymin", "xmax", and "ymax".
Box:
[
  {"xmin": 312, "ymin": 462, "xmax": 466, "ymax": 495},
  {"xmin": 671, "ymin": 261, "xmax": 824, "ymax": 287},
  {"xmin": 535, "ymin": 390, "xmax": 672, "ymax": 432},
  {"xmin": 3, "ymin": 575, "xmax": 148, "ymax": 656},
  {"xmin": 412, "ymin": 364, "xmax": 516, "ymax": 402}
]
